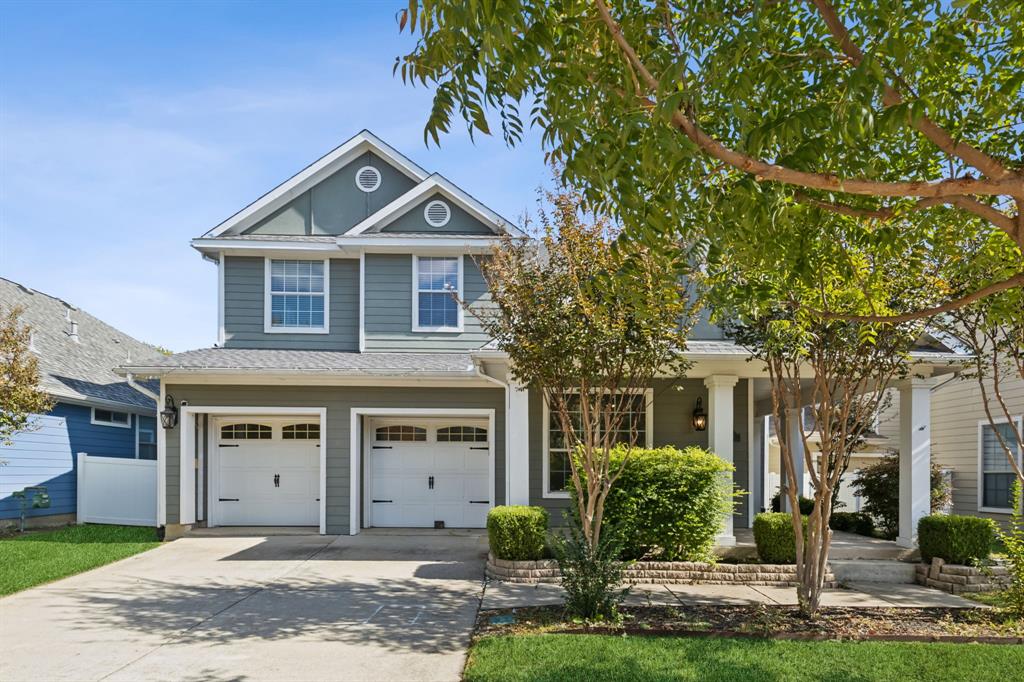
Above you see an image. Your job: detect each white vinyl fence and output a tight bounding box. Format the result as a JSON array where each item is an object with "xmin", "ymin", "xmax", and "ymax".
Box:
[{"xmin": 76, "ymin": 452, "xmax": 157, "ymax": 526}]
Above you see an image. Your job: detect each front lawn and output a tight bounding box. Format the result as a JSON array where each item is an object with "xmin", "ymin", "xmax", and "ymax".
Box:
[
  {"xmin": 0, "ymin": 524, "xmax": 160, "ymax": 596},
  {"xmin": 464, "ymin": 634, "xmax": 1024, "ymax": 682}
]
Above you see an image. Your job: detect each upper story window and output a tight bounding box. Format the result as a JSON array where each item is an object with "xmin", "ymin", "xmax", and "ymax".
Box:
[
  {"xmin": 264, "ymin": 259, "xmax": 329, "ymax": 334},
  {"xmin": 92, "ymin": 408, "xmax": 130, "ymax": 428},
  {"xmin": 413, "ymin": 256, "xmax": 462, "ymax": 332},
  {"xmin": 980, "ymin": 418, "xmax": 1022, "ymax": 511}
]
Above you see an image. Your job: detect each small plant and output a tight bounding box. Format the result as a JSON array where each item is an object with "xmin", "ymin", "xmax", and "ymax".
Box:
[
  {"xmin": 852, "ymin": 453, "xmax": 951, "ymax": 539},
  {"xmin": 487, "ymin": 506, "xmax": 549, "ymax": 560},
  {"xmin": 753, "ymin": 512, "xmax": 807, "ymax": 564},
  {"xmin": 550, "ymin": 513, "xmax": 629, "ymax": 621},
  {"xmin": 917, "ymin": 515, "xmax": 996, "ymax": 565},
  {"xmin": 829, "ymin": 511, "xmax": 875, "ymax": 536},
  {"xmin": 769, "ymin": 491, "xmax": 815, "ymax": 515},
  {"xmin": 996, "ymin": 481, "xmax": 1024, "ymax": 616}
]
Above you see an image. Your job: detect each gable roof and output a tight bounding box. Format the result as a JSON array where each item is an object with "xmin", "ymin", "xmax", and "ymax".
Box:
[
  {"xmin": 342, "ymin": 173, "xmax": 524, "ymax": 237},
  {"xmin": 203, "ymin": 130, "xmax": 430, "ymax": 238},
  {"xmin": 0, "ymin": 278, "xmax": 165, "ymax": 410}
]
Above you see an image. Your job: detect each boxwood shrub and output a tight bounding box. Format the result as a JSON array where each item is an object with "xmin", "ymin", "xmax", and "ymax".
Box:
[
  {"xmin": 830, "ymin": 511, "xmax": 875, "ymax": 536},
  {"xmin": 917, "ymin": 514, "xmax": 995, "ymax": 564},
  {"xmin": 487, "ymin": 505, "xmax": 549, "ymax": 560},
  {"xmin": 573, "ymin": 445, "xmax": 735, "ymax": 562},
  {"xmin": 753, "ymin": 512, "xmax": 807, "ymax": 563}
]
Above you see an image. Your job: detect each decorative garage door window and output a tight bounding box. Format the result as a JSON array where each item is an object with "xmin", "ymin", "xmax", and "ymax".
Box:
[
  {"xmin": 375, "ymin": 425, "xmax": 427, "ymax": 442},
  {"xmin": 221, "ymin": 423, "xmax": 273, "ymax": 440},
  {"xmin": 282, "ymin": 423, "xmax": 320, "ymax": 440},
  {"xmin": 437, "ymin": 426, "xmax": 488, "ymax": 443}
]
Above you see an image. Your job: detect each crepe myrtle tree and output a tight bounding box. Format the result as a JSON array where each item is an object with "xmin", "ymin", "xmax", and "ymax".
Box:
[
  {"xmin": 398, "ymin": 0, "xmax": 1024, "ymax": 321},
  {"xmin": 0, "ymin": 305, "xmax": 52, "ymax": 447},
  {"xmin": 465, "ymin": 187, "xmax": 698, "ymax": 551}
]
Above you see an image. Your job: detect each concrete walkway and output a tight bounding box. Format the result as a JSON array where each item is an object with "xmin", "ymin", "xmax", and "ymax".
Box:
[
  {"xmin": 482, "ymin": 580, "xmax": 981, "ymax": 610},
  {"xmin": 0, "ymin": 532, "xmax": 488, "ymax": 682}
]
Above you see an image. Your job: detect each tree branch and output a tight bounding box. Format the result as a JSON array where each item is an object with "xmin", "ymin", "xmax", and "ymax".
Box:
[
  {"xmin": 591, "ymin": 0, "xmax": 1024, "ymax": 203},
  {"xmin": 805, "ymin": 273, "xmax": 1024, "ymax": 323},
  {"xmin": 808, "ymin": 0, "xmax": 1014, "ymax": 182},
  {"xmin": 793, "ymin": 193, "xmax": 1018, "ymax": 233}
]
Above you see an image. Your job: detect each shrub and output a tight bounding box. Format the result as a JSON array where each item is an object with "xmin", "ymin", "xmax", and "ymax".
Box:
[
  {"xmin": 830, "ymin": 511, "xmax": 875, "ymax": 536},
  {"xmin": 917, "ymin": 515, "xmax": 996, "ymax": 564},
  {"xmin": 852, "ymin": 453, "xmax": 951, "ymax": 539},
  {"xmin": 550, "ymin": 513, "xmax": 628, "ymax": 621},
  {"xmin": 572, "ymin": 445, "xmax": 736, "ymax": 561},
  {"xmin": 487, "ymin": 506, "xmax": 549, "ymax": 560},
  {"xmin": 753, "ymin": 512, "xmax": 807, "ymax": 564},
  {"xmin": 770, "ymin": 491, "xmax": 815, "ymax": 515},
  {"xmin": 997, "ymin": 481, "xmax": 1024, "ymax": 616}
]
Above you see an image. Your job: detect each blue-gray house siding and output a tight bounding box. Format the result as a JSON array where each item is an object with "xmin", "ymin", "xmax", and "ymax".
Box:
[{"xmin": 0, "ymin": 402, "xmax": 149, "ymax": 521}]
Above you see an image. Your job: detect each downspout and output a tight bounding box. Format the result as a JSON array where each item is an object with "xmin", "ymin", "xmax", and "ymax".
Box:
[{"xmin": 126, "ymin": 372, "xmax": 160, "ymax": 402}]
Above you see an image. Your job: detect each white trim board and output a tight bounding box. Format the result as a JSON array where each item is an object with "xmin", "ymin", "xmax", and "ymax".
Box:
[
  {"xmin": 203, "ymin": 130, "xmax": 428, "ymax": 238},
  {"xmin": 178, "ymin": 406, "xmax": 328, "ymax": 534},
  {"xmin": 348, "ymin": 407, "xmax": 496, "ymax": 536}
]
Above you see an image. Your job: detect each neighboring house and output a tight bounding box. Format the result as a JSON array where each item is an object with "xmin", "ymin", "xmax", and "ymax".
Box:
[
  {"xmin": 123, "ymin": 130, "xmax": 965, "ymax": 546},
  {"xmin": 0, "ymin": 278, "xmax": 166, "ymax": 526}
]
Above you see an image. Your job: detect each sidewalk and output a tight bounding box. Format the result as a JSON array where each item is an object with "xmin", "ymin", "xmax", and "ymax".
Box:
[{"xmin": 481, "ymin": 581, "xmax": 981, "ymax": 610}]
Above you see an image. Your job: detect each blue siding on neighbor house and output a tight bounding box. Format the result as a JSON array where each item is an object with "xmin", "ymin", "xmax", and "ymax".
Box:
[{"xmin": 0, "ymin": 402, "xmax": 150, "ymax": 520}]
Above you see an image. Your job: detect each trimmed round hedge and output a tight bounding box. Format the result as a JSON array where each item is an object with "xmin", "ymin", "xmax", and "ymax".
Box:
[
  {"xmin": 753, "ymin": 512, "xmax": 808, "ymax": 563},
  {"xmin": 487, "ymin": 505, "xmax": 549, "ymax": 560},
  {"xmin": 917, "ymin": 514, "xmax": 995, "ymax": 564},
  {"xmin": 829, "ymin": 511, "xmax": 875, "ymax": 536}
]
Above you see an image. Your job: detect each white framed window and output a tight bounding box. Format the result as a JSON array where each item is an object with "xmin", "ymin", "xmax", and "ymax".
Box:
[
  {"xmin": 264, "ymin": 258, "xmax": 330, "ymax": 334},
  {"xmin": 412, "ymin": 255, "xmax": 463, "ymax": 332},
  {"xmin": 542, "ymin": 389, "xmax": 654, "ymax": 498},
  {"xmin": 978, "ymin": 416, "xmax": 1023, "ymax": 512},
  {"xmin": 137, "ymin": 418, "xmax": 157, "ymax": 460},
  {"xmin": 91, "ymin": 408, "xmax": 131, "ymax": 428}
]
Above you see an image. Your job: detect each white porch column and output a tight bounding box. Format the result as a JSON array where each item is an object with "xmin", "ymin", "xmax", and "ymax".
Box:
[
  {"xmin": 781, "ymin": 408, "xmax": 806, "ymax": 512},
  {"xmin": 705, "ymin": 375, "xmax": 739, "ymax": 546},
  {"xmin": 897, "ymin": 376, "xmax": 934, "ymax": 548},
  {"xmin": 506, "ymin": 382, "xmax": 530, "ymax": 505}
]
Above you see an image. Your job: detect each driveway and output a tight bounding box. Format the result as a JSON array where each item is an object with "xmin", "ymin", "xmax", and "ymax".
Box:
[{"xmin": 0, "ymin": 531, "xmax": 488, "ymax": 682}]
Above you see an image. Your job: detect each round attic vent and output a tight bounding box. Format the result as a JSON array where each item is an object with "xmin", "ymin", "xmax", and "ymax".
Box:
[
  {"xmin": 355, "ymin": 166, "xmax": 381, "ymax": 192},
  {"xmin": 424, "ymin": 199, "xmax": 451, "ymax": 227}
]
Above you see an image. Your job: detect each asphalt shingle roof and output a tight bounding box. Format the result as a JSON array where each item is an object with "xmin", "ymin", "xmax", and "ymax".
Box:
[
  {"xmin": 1, "ymin": 278, "xmax": 165, "ymax": 409},
  {"xmin": 123, "ymin": 347, "xmax": 477, "ymax": 375}
]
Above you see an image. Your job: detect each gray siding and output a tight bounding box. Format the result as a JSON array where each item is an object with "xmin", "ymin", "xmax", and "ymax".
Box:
[
  {"xmin": 363, "ymin": 253, "xmax": 492, "ymax": 351},
  {"xmin": 163, "ymin": 384, "xmax": 505, "ymax": 533},
  {"xmin": 378, "ymin": 194, "xmax": 495, "ymax": 234},
  {"xmin": 222, "ymin": 256, "xmax": 359, "ymax": 351},
  {"xmin": 245, "ymin": 151, "xmax": 417, "ymax": 236},
  {"xmin": 528, "ymin": 378, "xmax": 752, "ymax": 528}
]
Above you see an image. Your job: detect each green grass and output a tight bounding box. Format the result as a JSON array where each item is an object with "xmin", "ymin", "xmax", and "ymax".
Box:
[
  {"xmin": 0, "ymin": 524, "xmax": 160, "ymax": 596},
  {"xmin": 464, "ymin": 634, "xmax": 1024, "ymax": 682}
]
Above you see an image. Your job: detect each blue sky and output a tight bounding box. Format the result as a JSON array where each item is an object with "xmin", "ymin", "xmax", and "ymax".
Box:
[{"xmin": 0, "ymin": 0, "xmax": 546, "ymax": 351}]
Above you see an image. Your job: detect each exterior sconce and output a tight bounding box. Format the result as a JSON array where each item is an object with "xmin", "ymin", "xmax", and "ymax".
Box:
[
  {"xmin": 160, "ymin": 394, "xmax": 179, "ymax": 430},
  {"xmin": 692, "ymin": 397, "xmax": 707, "ymax": 432}
]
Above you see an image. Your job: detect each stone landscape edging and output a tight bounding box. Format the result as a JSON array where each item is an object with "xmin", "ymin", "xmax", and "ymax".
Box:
[
  {"xmin": 914, "ymin": 557, "xmax": 1010, "ymax": 594},
  {"xmin": 486, "ymin": 553, "xmax": 836, "ymax": 586}
]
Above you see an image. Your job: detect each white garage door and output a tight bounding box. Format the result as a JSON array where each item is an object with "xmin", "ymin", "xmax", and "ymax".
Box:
[
  {"xmin": 215, "ymin": 419, "xmax": 319, "ymax": 526},
  {"xmin": 367, "ymin": 419, "xmax": 490, "ymax": 528}
]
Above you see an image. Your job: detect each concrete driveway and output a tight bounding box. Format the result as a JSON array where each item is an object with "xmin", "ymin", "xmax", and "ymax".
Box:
[{"xmin": 0, "ymin": 530, "xmax": 488, "ymax": 682}]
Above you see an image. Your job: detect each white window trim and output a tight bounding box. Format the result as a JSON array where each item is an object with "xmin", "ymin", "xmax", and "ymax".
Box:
[
  {"xmin": 91, "ymin": 407, "xmax": 131, "ymax": 429},
  {"xmin": 542, "ymin": 388, "xmax": 655, "ymax": 499},
  {"xmin": 977, "ymin": 415, "xmax": 1023, "ymax": 514},
  {"xmin": 412, "ymin": 254, "xmax": 464, "ymax": 333},
  {"xmin": 136, "ymin": 419, "xmax": 156, "ymax": 459},
  {"xmin": 263, "ymin": 257, "xmax": 331, "ymax": 334}
]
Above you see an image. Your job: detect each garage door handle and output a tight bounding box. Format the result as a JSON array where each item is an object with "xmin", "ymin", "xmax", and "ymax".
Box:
[
  {"xmin": 428, "ymin": 475, "xmax": 434, "ymax": 490},
  {"xmin": 219, "ymin": 444, "xmax": 239, "ymax": 448},
  {"xmin": 218, "ymin": 497, "xmax": 240, "ymax": 502},
  {"xmin": 470, "ymin": 446, "xmax": 488, "ymax": 450},
  {"xmin": 469, "ymin": 500, "xmax": 489, "ymax": 504},
  {"xmin": 372, "ymin": 499, "xmax": 393, "ymax": 504},
  {"xmin": 372, "ymin": 446, "xmax": 392, "ymax": 450}
]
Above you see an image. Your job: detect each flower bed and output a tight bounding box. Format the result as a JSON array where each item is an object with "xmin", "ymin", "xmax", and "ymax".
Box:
[
  {"xmin": 914, "ymin": 557, "xmax": 1010, "ymax": 595},
  {"xmin": 486, "ymin": 553, "xmax": 836, "ymax": 586}
]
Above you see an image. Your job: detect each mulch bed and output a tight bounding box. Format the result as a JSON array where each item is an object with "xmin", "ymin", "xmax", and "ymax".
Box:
[{"xmin": 476, "ymin": 604, "xmax": 1024, "ymax": 644}]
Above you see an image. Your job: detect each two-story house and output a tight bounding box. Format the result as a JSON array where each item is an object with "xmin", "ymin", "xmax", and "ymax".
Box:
[{"xmin": 124, "ymin": 131, "xmax": 963, "ymax": 546}]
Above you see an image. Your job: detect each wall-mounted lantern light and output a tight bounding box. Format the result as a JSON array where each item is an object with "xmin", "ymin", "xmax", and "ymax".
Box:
[
  {"xmin": 159, "ymin": 394, "xmax": 179, "ymax": 430},
  {"xmin": 692, "ymin": 397, "xmax": 707, "ymax": 432}
]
